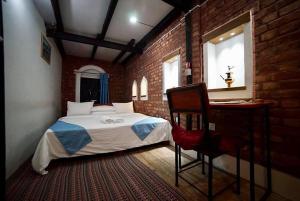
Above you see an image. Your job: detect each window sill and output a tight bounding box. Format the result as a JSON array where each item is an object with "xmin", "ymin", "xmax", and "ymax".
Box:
[
  {"xmin": 141, "ymin": 96, "xmax": 148, "ymax": 101},
  {"xmin": 208, "ymin": 86, "xmax": 246, "ymax": 92}
]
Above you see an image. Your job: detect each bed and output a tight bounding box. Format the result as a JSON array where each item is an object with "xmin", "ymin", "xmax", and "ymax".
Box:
[{"xmin": 32, "ymin": 111, "xmax": 172, "ymax": 175}]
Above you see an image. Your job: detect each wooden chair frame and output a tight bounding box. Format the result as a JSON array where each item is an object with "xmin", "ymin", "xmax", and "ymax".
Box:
[{"xmin": 167, "ymin": 83, "xmax": 240, "ymax": 201}]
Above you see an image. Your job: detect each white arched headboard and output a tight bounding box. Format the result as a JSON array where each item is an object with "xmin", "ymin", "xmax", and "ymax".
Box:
[{"xmin": 74, "ymin": 65, "xmax": 106, "ymax": 102}]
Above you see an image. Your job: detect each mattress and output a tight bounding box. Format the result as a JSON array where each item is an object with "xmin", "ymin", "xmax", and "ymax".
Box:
[{"xmin": 32, "ymin": 112, "xmax": 172, "ymax": 175}]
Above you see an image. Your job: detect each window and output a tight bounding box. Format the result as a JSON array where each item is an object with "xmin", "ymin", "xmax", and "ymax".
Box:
[
  {"xmin": 80, "ymin": 78, "xmax": 100, "ymax": 103},
  {"xmin": 163, "ymin": 55, "xmax": 180, "ymax": 99},
  {"xmin": 203, "ymin": 12, "xmax": 253, "ymax": 99},
  {"xmin": 75, "ymin": 65, "xmax": 106, "ymax": 102},
  {"xmin": 140, "ymin": 76, "xmax": 148, "ymax": 100},
  {"xmin": 132, "ymin": 80, "xmax": 138, "ymax": 100}
]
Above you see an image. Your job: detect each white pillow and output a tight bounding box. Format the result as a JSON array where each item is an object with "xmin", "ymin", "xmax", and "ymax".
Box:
[
  {"xmin": 91, "ymin": 105, "xmax": 116, "ymax": 112},
  {"xmin": 67, "ymin": 101, "xmax": 94, "ymax": 116},
  {"xmin": 112, "ymin": 102, "xmax": 134, "ymax": 113},
  {"xmin": 91, "ymin": 111, "xmax": 117, "ymax": 116}
]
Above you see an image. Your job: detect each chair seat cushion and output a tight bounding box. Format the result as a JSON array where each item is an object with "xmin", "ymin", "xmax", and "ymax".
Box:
[
  {"xmin": 172, "ymin": 125, "xmax": 205, "ymax": 150},
  {"xmin": 172, "ymin": 125, "xmax": 247, "ymax": 155}
]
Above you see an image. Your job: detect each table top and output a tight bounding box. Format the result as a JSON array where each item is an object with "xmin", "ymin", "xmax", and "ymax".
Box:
[{"xmin": 209, "ymin": 102, "xmax": 271, "ymax": 109}]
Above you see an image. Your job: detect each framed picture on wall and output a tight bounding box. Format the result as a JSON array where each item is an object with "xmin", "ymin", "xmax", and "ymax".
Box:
[{"xmin": 41, "ymin": 34, "xmax": 51, "ymax": 64}]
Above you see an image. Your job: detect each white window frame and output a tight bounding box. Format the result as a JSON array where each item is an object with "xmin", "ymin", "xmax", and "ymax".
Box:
[
  {"xmin": 140, "ymin": 76, "xmax": 148, "ymax": 101},
  {"xmin": 132, "ymin": 80, "xmax": 138, "ymax": 100},
  {"xmin": 74, "ymin": 65, "xmax": 106, "ymax": 102},
  {"xmin": 162, "ymin": 55, "xmax": 180, "ymax": 100}
]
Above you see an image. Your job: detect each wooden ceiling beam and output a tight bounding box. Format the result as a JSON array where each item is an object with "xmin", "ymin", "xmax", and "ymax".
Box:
[
  {"xmin": 162, "ymin": 0, "xmax": 192, "ymax": 12},
  {"xmin": 91, "ymin": 0, "xmax": 119, "ymax": 59},
  {"xmin": 47, "ymin": 30, "xmax": 141, "ymax": 53},
  {"xmin": 51, "ymin": 0, "xmax": 64, "ymax": 31},
  {"xmin": 54, "ymin": 39, "xmax": 66, "ymax": 57},
  {"xmin": 50, "ymin": 0, "xmax": 65, "ymax": 56},
  {"xmin": 113, "ymin": 39, "xmax": 135, "ymax": 64},
  {"xmin": 121, "ymin": 8, "xmax": 181, "ymax": 65}
]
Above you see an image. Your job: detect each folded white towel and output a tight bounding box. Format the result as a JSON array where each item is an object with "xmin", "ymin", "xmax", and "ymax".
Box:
[{"xmin": 99, "ymin": 116, "xmax": 124, "ymax": 124}]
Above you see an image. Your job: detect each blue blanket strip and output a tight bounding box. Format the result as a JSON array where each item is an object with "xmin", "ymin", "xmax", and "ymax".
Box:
[
  {"xmin": 131, "ymin": 117, "xmax": 161, "ymax": 140},
  {"xmin": 49, "ymin": 121, "xmax": 92, "ymax": 155}
]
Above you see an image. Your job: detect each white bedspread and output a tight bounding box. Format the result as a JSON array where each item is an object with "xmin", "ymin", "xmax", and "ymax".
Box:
[{"xmin": 32, "ymin": 112, "xmax": 172, "ymax": 175}]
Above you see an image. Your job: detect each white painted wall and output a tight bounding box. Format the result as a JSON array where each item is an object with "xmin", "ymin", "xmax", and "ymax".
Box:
[{"xmin": 4, "ymin": 0, "xmax": 62, "ymax": 178}]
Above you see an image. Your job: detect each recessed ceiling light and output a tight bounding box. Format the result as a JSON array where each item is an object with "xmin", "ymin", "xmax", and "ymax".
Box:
[
  {"xmin": 219, "ymin": 37, "xmax": 224, "ymax": 41},
  {"xmin": 230, "ymin": 32, "xmax": 235, "ymax": 36},
  {"xmin": 129, "ymin": 16, "xmax": 137, "ymax": 24}
]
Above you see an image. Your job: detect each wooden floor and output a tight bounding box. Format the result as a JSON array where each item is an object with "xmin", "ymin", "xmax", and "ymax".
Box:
[{"xmin": 132, "ymin": 144, "xmax": 290, "ymax": 201}]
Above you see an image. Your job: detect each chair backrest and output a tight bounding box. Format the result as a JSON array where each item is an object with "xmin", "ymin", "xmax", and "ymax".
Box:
[{"xmin": 166, "ymin": 83, "xmax": 210, "ymax": 133}]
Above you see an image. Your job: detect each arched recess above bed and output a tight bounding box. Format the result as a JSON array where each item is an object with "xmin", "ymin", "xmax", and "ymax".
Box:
[{"xmin": 74, "ymin": 65, "xmax": 106, "ymax": 102}]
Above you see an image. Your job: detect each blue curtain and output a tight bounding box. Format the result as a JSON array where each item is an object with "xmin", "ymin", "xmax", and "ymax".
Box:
[{"xmin": 99, "ymin": 73, "xmax": 109, "ymax": 104}]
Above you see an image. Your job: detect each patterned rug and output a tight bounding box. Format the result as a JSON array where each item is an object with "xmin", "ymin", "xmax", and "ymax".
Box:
[{"xmin": 6, "ymin": 153, "xmax": 186, "ymax": 201}]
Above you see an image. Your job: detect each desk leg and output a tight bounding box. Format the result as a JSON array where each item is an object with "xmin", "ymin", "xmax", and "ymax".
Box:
[
  {"xmin": 249, "ymin": 110, "xmax": 255, "ymax": 201},
  {"xmin": 179, "ymin": 146, "xmax": 182, "ymax": 169},
  {"xmin": 265, "ymin": 107, "xmax": 272, "ymax": 193},
  {"xmin": 175, "ymin": 144, "xmax": 179, "ymax": 186}
]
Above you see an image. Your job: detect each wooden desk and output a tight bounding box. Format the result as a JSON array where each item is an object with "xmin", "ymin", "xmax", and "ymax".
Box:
[{"xmin": 210, "ymin": 103, "xmax": 272, "ymax": 201}]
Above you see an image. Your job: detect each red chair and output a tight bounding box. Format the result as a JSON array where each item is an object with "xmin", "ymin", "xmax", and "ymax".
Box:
[{"xmin": 166, "ymin": 83, "xmax": 242, "ymax": 201}]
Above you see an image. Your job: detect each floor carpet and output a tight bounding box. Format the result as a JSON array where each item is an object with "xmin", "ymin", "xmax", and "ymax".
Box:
[{"xmin": 6, "ymin": 153, "xmax": 186, "ymax": 201}]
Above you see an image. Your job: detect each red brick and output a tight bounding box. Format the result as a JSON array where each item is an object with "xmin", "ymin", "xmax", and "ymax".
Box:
[
  {"xmin": 255, "ymin": 25, "xmax": 268, "ymax": 36},
  {"xmin": 261, "ymin": 0, "xmax": 278, "ymax": 8},
  {"xmin": 262, "ymin": 82, "xmax": 280, "ymax": 90},
  {"xmin": 282, "ymin": 109, "xmax": 300, "ymax": 118},
  {"xmin": 279, "ymin": 89, "xmax": 300, "ymax": 98},
  {"xmin": 272, "ymin": 71, "xmax": 300, "ymax": 80},
  {"xmin": 280, "ymin": 79, "xmax": 300, "ymax": 89},
  {"xmin": 260, "ymin": 29, "xmax": 278, "ymax": 41},
  {"xmin": 278, "ymin": 19, "xmax": 300, "ymax": 35},
  {"xmin": 281, "ymin": 99, "xmax": 300, "ymax": 108},
  {"xmin": 283, "ymin": 118, "xmax": 300, "ymax": 127},
  {"xmin": 277, "ymin": 0, "xmax": 299, "ymax": 8},
  {"xmin": 268, "ymin": 9, "xmax": 300, "ymax": 29},
  {"xmin": 262, "ymin": 11, "xmax": 278, "ymax": 23},
  {"xmin": 279, "ymin": 0, "xmax": 300, "ymax": 16}
]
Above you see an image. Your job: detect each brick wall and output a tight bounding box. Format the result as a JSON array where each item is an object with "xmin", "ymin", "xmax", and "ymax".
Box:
[
  {"xmin": 61, "ymin": 55, "xmax": 127, "ymax": 114},
  {"xmin": 125, "ymin": 0, "xmax": 300, "ymax": 177},
  {"xmin": 124, "ymin": 11, "xmax": 204, "ymax": 119},
  {"xmin": 125, "ymin": 17, "xmax": 186, "ymax": 120}
]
